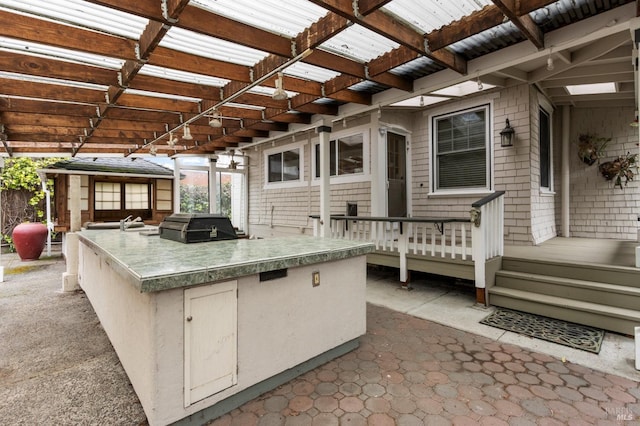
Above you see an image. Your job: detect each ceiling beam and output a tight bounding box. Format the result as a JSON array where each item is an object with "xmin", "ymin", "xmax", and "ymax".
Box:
[
  {"xmin": 0, "ymin": 78, "xmax": 106, "ymax": 104},
  {"xmin": 0, "ymin": 51, "xmax": 118, "ymax": 86},
  {"xmin": 308, "ymin": 0, "xmax": 467, "ymax": 74},
  {"xmin": 0, "ymin": 97, "xmax": 98, "ymax": 117},
  {"xmin": 367, "ymin": 0, "xmax": 558, "ymax": 76},
  {"xmin": 491, "ymin": 0, "xmax": 544, "ymax": 49},
  {"xmin": 0, "ymin": 10, "xmax": 137, "ymax": 60},
  {"xmin": 529, "ymin": 32, "xmax": 631, "ymax": 83}
]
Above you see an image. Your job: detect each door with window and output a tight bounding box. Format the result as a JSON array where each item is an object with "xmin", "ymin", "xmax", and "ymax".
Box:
[{"xmin": 387, "ymin": 132, "xmax": 407, "ymax": 217}]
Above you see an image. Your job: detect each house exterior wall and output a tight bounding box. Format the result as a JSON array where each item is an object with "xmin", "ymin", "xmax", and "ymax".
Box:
[
  {"xmin": 247, "ymin": 123, "xmax": 372, "ymax": 238},
  {"xmin": 245, "ymin": 84, "xmax": 640, "ymax": 245},
  {"xmin": 567, "ymin": 106, "xmax": 639, "ymax": 240},
  {"xmin": 410, "ymin": 84, "xmax": 534, "ymax": 245}
]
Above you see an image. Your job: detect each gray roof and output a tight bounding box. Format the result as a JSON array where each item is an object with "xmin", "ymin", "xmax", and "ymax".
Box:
[{"xmin": 45, "ymin": 157, "xmax": 174, "ymax": 177}]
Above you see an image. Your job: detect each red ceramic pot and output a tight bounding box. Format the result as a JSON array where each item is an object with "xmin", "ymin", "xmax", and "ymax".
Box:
[{"xmin": 12, "ymin": 222, "xmax": 48, "ymax": 261}]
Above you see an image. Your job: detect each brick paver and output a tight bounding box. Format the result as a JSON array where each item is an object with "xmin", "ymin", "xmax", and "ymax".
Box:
[{"xmin": 209, "ymin": 304, "xmax": 640, "ymax": 425}]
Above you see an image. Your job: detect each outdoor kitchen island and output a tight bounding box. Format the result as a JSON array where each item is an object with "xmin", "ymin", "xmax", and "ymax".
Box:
[{"xmin": 77, "ymin": 230, "xmax": 374, "ymax": 426}]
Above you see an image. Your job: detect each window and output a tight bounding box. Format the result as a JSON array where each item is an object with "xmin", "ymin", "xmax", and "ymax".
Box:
[
  {"xmin": 268, "ymin": 148, "xmax": 300, "ymax": 183},
  {"xmin": 95, "ymin": 182, "xmax": 151, "ymax": 211},
  {"xmin": 125, "ymin": 183, "xmax": 150, "ymax": 209},
  {"xmin": 156, "ymin": 179, "xmax": 172, "ymax": 211},
  {"xmin": 314, "ymin": 134, "xmax": 364, "ymax": 178},
  {"xmin": 539, "ymin": 107, "xmax": 552, "ymax": 190},
  {"xmin": 433, "ymin": 105, "xmax": 490, "ymax": 191},
  {"xmin": 95, "ymin": 182, "xmax": 121, "ymax": 210}
]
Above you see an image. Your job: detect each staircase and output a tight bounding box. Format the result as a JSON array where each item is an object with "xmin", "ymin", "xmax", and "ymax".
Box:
[{"xmin": 488, "ymin": 257, "xmax": 640, "ymax": 335}]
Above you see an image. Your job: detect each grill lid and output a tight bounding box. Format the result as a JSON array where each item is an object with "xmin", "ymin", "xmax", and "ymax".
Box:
[{"xmin": 159, "ymin": 213, "xmax": 238, "ymax": 243}]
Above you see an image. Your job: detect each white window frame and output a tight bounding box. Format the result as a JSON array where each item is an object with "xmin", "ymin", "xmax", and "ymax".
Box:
[
  {"xmin": 429, "ymin": 103, "xmax": 493, "ymax": 196},
  {"xmin": 311, "ymin": 127, "xmax": 370, "ymax": 185},
  {"xmin": 538, "ymin": 97, "xmax": 554, "ymax": 194},
  {"xmin": 263, "ymin": 141, "xmax": 306, "ymax": 189}
]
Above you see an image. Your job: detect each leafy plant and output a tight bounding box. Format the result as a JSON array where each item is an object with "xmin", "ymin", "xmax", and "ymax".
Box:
[
  {"xmin": 577, "ymin": 133, "xmax": 610, "ymax": 166},
  {"xmin": 598, "ymin": 152, "xmax": 639, "ymax": 189},
  {"xmin": 1, "ymin": 233, "xmax": 14, "ymax": 252},
  {"xmin": 0, "ymin": 157, "xmax": 60, "ymax": 243}
]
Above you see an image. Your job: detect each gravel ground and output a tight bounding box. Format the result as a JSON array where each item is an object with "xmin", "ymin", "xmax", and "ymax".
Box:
[{"xmin": 0, "ymin": 250, "xmax": 147, "ymax": 425}]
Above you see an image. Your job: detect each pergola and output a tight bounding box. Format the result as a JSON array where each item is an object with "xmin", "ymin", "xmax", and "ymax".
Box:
[{"xmin": 0, "ymin": 0, "xmax": 636, "ymax": 158}]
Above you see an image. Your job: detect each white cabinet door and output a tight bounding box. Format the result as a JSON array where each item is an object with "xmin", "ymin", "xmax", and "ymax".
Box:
[{"xmin": 184, "ymin": 280, "xmax": 238, "ymax": 407}]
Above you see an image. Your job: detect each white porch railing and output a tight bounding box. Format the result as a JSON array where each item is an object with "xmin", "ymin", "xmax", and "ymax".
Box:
[{"xmin": 311, "ymin": 191, "xmax": 505, "ymax": 288}]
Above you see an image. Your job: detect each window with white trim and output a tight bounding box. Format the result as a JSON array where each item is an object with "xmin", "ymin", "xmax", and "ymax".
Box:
[
  {"xmin": 432, "ymin": 105, "xmax": 490, "ymax": 191},
  {"xmin": 267, "ymin": 148, "xmax": 301, "ymax": 183},
  {"xmin": 314, "ymin": 134, "xmax": 364, "ymax": 178}
]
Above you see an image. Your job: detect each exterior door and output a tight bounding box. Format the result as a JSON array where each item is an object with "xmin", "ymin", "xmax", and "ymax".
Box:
[{"xmin": 387, "ymin": 132, "xmax": 407, "ymax": 217}]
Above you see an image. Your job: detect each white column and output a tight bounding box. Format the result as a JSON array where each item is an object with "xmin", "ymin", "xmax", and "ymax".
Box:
[
  {"xmin": 62, "ymin": 174, "xmax": 81, "ymax": 292},
  {"xmin": 173, "ymin": 158, "xmax": 181, "ymax": 213},
  {"xmin": 561, "ymin": 105, "xmax": 571, "ymax": 237},
  {"xmin": 318, "ymin": 125, "xmax": 331, "ymax": 238},
  {"xmin": 371, "ymin": 118, "xmax": 386, "ymax": 217},
  {"xmin": 209, "ymin": 158, "xmax": 219, "ymax": 214}
]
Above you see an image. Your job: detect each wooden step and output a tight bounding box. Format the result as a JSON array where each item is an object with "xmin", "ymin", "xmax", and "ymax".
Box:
[
  {"xmin": 488, "ymin": 287, "xmax": 640, "ymax": 335},
  {"xmin": 501, "ymin": 257, "xmax": 640, "ymax": 287},
  {"xmin": 495, "ymin": 270, "xmax": 640, "ymax": 311}
]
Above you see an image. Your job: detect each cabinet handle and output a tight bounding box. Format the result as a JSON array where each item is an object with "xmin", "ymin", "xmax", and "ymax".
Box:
[{"xmin": 186, "ymin": 316, "xmax": 192, "ymax": 322}]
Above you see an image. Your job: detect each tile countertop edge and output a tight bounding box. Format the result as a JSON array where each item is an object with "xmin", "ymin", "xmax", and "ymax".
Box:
[
  {"xmin": 78, "ymin": 233, "xmax": 374, "ymax": 293},
  {"xmin": 78, "ymin": 235, "xmax": 145, "ymax": 292},
  {"xmin": 139, "ymin": 243, "xmax": 375, "ymax": 292}
]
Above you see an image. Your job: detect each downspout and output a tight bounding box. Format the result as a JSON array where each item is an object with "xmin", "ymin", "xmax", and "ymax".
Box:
[{"xmin": 561, "ymin": 105, "xmax": 570, "ymax": 237}]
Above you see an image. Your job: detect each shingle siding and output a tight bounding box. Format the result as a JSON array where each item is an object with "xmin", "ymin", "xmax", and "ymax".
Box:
[{"xmin": 566, "ymin": 106, "xmax": 640, "ymax": 240}]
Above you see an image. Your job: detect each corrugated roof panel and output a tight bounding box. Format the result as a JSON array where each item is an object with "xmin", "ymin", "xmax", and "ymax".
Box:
[
  {"xmin": 160, "ymin": 27, "xmax": 268, "ymax": 66},
  {"xmin": 124, "ymin": 88, "xmax": 202, "ymax": 103},
  {"xmin": 448, "ymin": 21, "xmax": 525, "ymax": 60},
  {"xmin": 390, "ymin": 56, "xmax": 444, "ymax": 80},
  {"xmin": 383, "ymin": 0, "xmax": 494, "ymax": 33},
  {"xmin": 320, "ymin": 24, "xmax": 399, "ymax": 63},
  {"xmin": 0, "ymin": 36, "xmax": 124, "ymax": 69},
  {"xmin": 532, "ymin": 0, "xmax": 633, "ymax": 32},
  {"xmin": 348, "ymin": 80, "xmax": 388, "ymax": 94},
  {"xmin": 191, "ymin": 0, "xmax": 327, "ymax": 37},
  {"xmin": 139, "ymin": 65, "xmax": 229, "ymax": 87},
  {"xmin": 285, "ymin": 62, "xmax": 341, "ymax": 83},
  {"xmin": 0, "ymin": 0, "xmax": 147, "ymax": 39}
]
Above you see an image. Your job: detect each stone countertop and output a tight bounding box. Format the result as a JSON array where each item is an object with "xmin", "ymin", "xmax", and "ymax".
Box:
[{"xmin": 78, "ymin": 230, "xmax": 374, "ymax": 293}]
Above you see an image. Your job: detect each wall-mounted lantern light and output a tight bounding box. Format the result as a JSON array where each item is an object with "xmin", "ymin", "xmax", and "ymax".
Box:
[{"xmin": 500, "ymin": 118, "xmax": 515, "ymax": 147}]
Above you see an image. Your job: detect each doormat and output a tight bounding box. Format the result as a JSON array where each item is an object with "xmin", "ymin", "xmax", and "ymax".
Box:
[{"xmin": 480, "ymin": 308, "xmax": 604, "ymax": 353}]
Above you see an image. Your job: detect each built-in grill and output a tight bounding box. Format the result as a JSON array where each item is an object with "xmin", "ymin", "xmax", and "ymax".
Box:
[{"xmin": 159, "ymin": 213, "xmax": 238, "ymax": 243}]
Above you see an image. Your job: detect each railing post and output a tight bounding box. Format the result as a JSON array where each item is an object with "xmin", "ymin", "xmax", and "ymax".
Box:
[
  {"xmin": 398, "ymin": 222, "xmax": 409, "ymax": 285},
  {"xmin": 471, "ymin": 206, "xmax": 486, "ymax": 288},
  {"xmin": 470, "ymin": 191, "xmax": 505, "ymax": 305}
]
